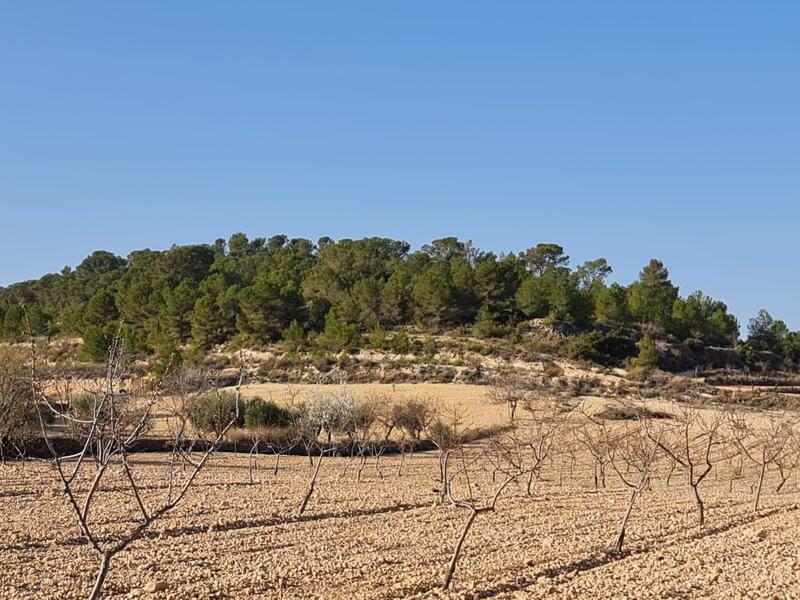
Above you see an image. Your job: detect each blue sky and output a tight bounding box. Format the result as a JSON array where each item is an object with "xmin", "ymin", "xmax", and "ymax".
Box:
[{"xmin": 1, "ymin": 2, "xmax": 798, "ymax": 329}]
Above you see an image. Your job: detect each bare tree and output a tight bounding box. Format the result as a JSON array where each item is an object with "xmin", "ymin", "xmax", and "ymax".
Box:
[
  {"xmin": 439, "ymin": 438, "xmax": 529, "ymax": 590},
  {"xmin": 29, "ymin": 328, "xmax": 244, "ymax": 600},
  {"xmin": 774, "ymin": 426, "xmax": 799, "ymax": 493},
  {"xmin": 381, "ymin": 398, "xmax": 434, "ymax": 442},
  {"xmin": 427, "ymin": 407, "xmax": 463, "ymax": 505},
  {"xmin": 487, "ymin": 373, "xmax": 530, "ymax": 423},
  {"xmin": 575, "ymin": 417, "xmax": 612, "ymax": 491},
  {"xmin": 520, "ymin": 405, "xmax": 560, "ymax": 496},
  {"xmin": 646, "ymin": 407, "xmax": 723, "ymax": 525},
  {"xmin": 729, "ymin": 412, "xmax": 792, "ymax": 513},
  {"xmin": 234, "ymin": 424, "xmax": 300, "ymax": 485},
  {"xmin": 607, "ymin": 419, "xmax": 662, "ymax": 553}
]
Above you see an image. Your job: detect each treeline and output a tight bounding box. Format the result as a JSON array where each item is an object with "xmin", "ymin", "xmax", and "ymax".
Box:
[{"xmin": 0, "ymin": 234, "xmax": 745, "ymax": 361}]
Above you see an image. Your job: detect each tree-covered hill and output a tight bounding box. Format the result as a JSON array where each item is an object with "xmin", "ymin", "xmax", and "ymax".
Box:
[{"xmin": 1, "ymin": 234, "xmax": 796, "ymax": 369}]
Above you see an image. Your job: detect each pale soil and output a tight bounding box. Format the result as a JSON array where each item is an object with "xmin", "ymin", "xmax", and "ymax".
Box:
[{"xmin": 2, "ymin": 436, "xmax": 799, "ymax": 600}]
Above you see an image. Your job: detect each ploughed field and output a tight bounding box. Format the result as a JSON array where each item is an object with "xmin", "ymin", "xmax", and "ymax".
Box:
[{"xmin": 2, "ymin": 429, "xmax": 799, "ymax": 600}]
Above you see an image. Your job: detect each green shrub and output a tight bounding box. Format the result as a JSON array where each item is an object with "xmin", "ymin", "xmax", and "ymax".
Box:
[
  {"xmin": 422, "ymin": 335, "xmax": 438, "ymax": 356},
  {"xmin": 281, "ymin": 320, "xmax": 307, "ymax": 351},
  {"xmin": 311, "ymin": 352, "xmax": 334, "ymax": 373},
  {"xmin": 366, "ymin": 323, "xmax": 388, "ymax": 350},
  {"xmin": 316, "ymin": 309, "xmax": 360, "ymax": 352},
  {"xmin": 71, "ymin": 392, "xmax": 99, "ymax": 418},
  {"xmin": 147, "ymin": 330, "xmax": 183, "ymax": 377},
  {"xmin": 79, "ymin": 326, "xmax": 113, "ymax": 363},
  {"xmin": 566, "ymin": 331, "xmax": 637, "ymax": 367},
  {"xmin": 278, "ymin": 351, "xmax": 302, "ymax": 367},
  {"xmin": 626, "ymin": 335, "xmax": 659, "ymax": 378},
  {"xmin": 685, "ymin": 337, "xmax": 705, "ymax": 351},
  {"xmin": 244, "ymin": 396, "xmax": 295, "ymax": 429},
  {"xmin": 464, "ymin": 341, "xmax": 484, "ymax": 354},
  {"xmin": 188, "ymin": 391, "xmax": 244, "ymax": 437},
  {"xmin": 389, "ymin": 332, "xmax": 411, "ymax": 354},
  {"xmin": 472, "ymin": 304, "xmax": 502, "ymax": 338}
]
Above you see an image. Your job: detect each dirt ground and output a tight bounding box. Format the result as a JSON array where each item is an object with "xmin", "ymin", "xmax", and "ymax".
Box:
[
  {"xmin": 235, "ymin": 382, "xmax": 511, "ymax": 428},
  {"xmin": 2, "ymin": 415, "xmax": 800, "ymax": 600}
]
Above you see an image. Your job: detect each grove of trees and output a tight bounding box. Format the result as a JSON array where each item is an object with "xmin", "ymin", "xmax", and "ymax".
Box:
[{"xmin": 0, "ymin": 234, "xmax": 761, "ymax": 362}]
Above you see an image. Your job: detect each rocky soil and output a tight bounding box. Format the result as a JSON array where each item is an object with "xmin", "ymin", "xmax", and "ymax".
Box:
[{"xmin": 2, "ymin": 436, "xmax": 799, "ymax": 599}]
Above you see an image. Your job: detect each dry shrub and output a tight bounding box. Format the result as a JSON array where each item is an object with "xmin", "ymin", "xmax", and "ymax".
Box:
[
  {"xmin": 228, "ymin": 424, "xmax": 299, "ymax": 447},
  {"xmin": 461, "ymin": 423, "xmax": 514, "ymax": 443},
  {"xmin": 566, "ymin": 376, "xmax": 601, "ymax": 397},
  {"xmin": 383, "ymin": 398, "xmax": 434, "ymax": 441},
  {"xmin": 543, "ymin": 362, "xmax": 564, "ymax": 378},
  {"xmin": 0, "ymin": 346, "xmax": 38, "ymax": 453},
  {"xmin": 595, "ymin": 404, "xmax": 671, "ymax": 421},
  {"xmin": 188, "ymin": 391, "xmax": 245, "ymax": 438},
  {"xmin": 625, "ymin": 364, "xmax": 652, "ymax": 381},
  {"xmin": 427, "ymin": 419, "xmax": 461, "ymax": 450}
]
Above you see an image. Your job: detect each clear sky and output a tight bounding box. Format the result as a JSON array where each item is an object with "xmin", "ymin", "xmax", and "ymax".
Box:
[{"xmin": 1, "ymin": 2, "xmax": 797, "ymax": 329}]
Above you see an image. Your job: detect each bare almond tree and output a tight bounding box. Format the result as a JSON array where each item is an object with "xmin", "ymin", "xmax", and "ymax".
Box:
[
  {"xmin": 381, "ymin": 398, "xmax": 435, "ymax": 477},
  {"xmin": 338, "ymin": 394, "xmax": 381, "ymax": 482},
  {"xmin": 607, "ymin": 419, "xmax": 662, "ymax": 553},
  {"xmin": 774, "ymin": 426, "xmax": 799, "ymax": 493},
  {"xmin": 428, "ymin": 407, "xmax": 463, "ymax": 505},
  {"xmin": 238, "ymin": 425, "xmax": 300, "ymax": 485},
  {"xmin": 575, "ymin": 417, "xmax": 612, "ymax": 491},
  {"xmin": 487, "ymin": 373, "xmax": 530, "ymax": 423},
  {"xmin": 520, "ymin": 405, "xmax": 560, "ymax": 496},
  {"xmin": 29, "ymin": 328, "xmax": 244, "ymax": 600},
  {"xmin": 381, "ymin": 397, "xmax": 434, "ymax": 442},
  {"xmin": 439, "ymin": 439, "xmax": 529, "ymax": 590},
  {"xmin": 645, "ymin": 407, "xmax": 723, "ymax": 525},
  {"xmin": 729, "ymin": 412, "xmax": 792, "ymax": 513}
]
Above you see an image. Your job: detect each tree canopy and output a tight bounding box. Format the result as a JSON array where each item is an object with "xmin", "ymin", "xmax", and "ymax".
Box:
[{"xmin": 0, "ymin": 233, "xmax": 761, "ymax": 363}]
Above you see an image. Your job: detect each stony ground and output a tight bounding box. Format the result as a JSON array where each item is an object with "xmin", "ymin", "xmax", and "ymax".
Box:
[{"xmin": 2, "ymin": 437, "xmax": 799, "ymax": 600}]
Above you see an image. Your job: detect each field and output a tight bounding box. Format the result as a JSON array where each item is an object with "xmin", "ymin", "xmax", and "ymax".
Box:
[{"xmin": 2, "ymin": 382, "xmax": 800, "ymax": 600}]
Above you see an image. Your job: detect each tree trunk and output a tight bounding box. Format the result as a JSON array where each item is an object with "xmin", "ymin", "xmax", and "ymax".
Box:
[
  {"xmin": 526, "ymin": 468, "xmax": 540, "ymax": 496},
  {"xmin": 775, "ymin": 464, "xmax": 789, "ymax": 493},
  {"xmin": 87, "ymin": 552, "xmax": 111, "ymax": 600},
  {"xmin": 753, "ymin": 463, "xmax": 766, "ymax": 514},
  {"xmin": 356, "ymin": 454, "xmax": 367, "ymax": 483},
  {"xmin": 690, "ymin": 482, "xmax": 705, "ymax": 526},
  {"xmin": 442, "ymin": 509, "xmax": 479, "ymax": 589},
  {"xmin": 298, "ymin": 449, "xmax": 324, "ymax": 516},
  {"xmin": 615, "ymin": 489, "xmax": 638, "ymax": 553}
]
